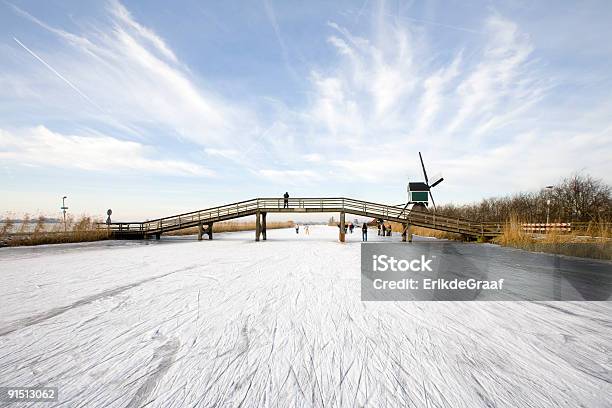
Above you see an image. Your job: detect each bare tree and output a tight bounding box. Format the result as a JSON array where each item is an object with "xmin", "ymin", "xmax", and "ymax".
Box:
[{"xmin": 438, "ymin": 173, "xmax": 611, "ymax": 222}]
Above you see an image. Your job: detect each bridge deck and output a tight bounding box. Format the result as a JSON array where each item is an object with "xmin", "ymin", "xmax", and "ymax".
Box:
[{"xmin": 99, "ymin": 197, "xmax": 503, "ymax": 240}]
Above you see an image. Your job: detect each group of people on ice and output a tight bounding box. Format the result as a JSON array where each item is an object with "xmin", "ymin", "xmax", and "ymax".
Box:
[
  {"xmin": 378, "ymin": 223, "xmax": 393, "ymax": 237},
  {"xmin": 339, "ymin": 222, "xmax": 369, "ymax": 241},
  {"xmin": 338, "ymin": 222, "xmax": 356, "ymax": 234},
  {"xmin": 336, "ymin": 222, "xmax": 392, "ymax": 241},
  {"xmin": 360, "ymin": 222, "xmax": 392, "ymax": 241},
  {"xmin": 295, "ymin": 224, "xmax": 309, "ymax": 234}
]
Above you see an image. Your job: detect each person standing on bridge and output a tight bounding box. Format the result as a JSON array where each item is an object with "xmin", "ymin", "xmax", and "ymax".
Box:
[
  {"xmin": 362, "ymin": 223, "xmax": 368, "ymax": 241},
  {"xmin": 283, "ymin": 192, "xmax": 289, "ymax": 208}
]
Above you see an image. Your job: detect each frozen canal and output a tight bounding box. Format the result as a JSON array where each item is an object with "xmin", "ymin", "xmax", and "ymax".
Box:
[{"xmin": 0, "ymin": 226, "xmax": 610, "ymax": 407}]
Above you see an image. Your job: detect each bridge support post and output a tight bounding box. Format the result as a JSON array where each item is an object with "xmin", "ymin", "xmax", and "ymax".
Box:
[
  {"xmin": 261, "ymin": 212, "xmax": 267, "ymax": 240},
  {"xmin": 339, "ymin": 212, "xmax": 346, "ymax": 242},
  {"xmin": 155, "ymin": 233, "xmax": 161, "ymax": 240},
  {"xmin": 402, "ymin": 224, "xmax": 412, "ymax": 242},
  {"xmin": 197, "ymin": 222, "xmax": 203, "ymax": 241},
  {"xmin": 207, "ymin": 223, "xmax": 213, "ymax": 240},
  {"xmin": 255, "ymin": 211, "xmax": 261, "ymax": 241}
]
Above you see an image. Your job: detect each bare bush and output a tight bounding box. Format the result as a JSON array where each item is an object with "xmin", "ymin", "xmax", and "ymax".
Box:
[{"xmin": 438, "ymin": 173, "xmax": 611, "ymax": 223}]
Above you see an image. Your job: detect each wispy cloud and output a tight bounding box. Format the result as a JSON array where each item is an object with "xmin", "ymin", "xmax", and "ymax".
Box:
[
  {"xmin": 256, "ymin": 168, "xmax": 323, "ymax": 185},
  {"xmin": 13, "ymin": 37, "xmax": 106, "ymax": 113},
  {"xmin": 262, "ymin": 0, "xmax": 299, "ymax": 80},
  {"xmin": 108, "ymin": 0, "xmax": 178, "ymax": 63},
  {"xmin": 445, "ymin": 16, "xmax": 538, "ymax": 137},
  {"xmin": 415, "ymin": 53, "xmax": 462, "ymax": 134},
  {"xmin": 6, "ymin": 0, "xmax": 256, "ymax": 148},
  {"xmin": 276, "ymin": 6, "xmax": 609, "ymax": 201},
  {"xmin": 387, "ymin": 14, "xmax": 485, "ymax": 35},
  {"xmin": 0, "ymin": 126, "xmax": 214, "ymax": 177}
]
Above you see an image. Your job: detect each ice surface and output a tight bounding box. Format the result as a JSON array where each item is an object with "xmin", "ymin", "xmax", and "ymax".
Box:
[{"xmin": 0, "ymin": 226, "xmax": 610, "ymax": 407}]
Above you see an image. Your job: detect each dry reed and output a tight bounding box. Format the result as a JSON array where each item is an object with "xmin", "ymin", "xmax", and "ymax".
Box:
[
  {"xmin": 493, "ymin": 216, "xmax": 612, "ymax": 260},
  {"xmin": 387, "ymin": 216, "xmax": 611, "ymax": 259},
  {"xmin": 1, "ymin": 213, "xmax": 109, "ymax": 247}
]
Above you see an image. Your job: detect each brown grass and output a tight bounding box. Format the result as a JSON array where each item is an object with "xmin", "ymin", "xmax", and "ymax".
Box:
[
  {"xmin": 1, "ymin": 214, "xmax": 109, "ymax": 247},
  {"xmin": 167, "ymin": 220, "xmax": 295, "ymax": 236},
  {"xmin": 0, "ymin": 216, "xmax": 296, "ymax": 245},
  {"xmin": 387, "ymin": 216, "xmax": 611, "ymax": 260},
  {"xmin": 0, "ymin": 213, "xmax": 14, "ymax": 236},
  {"xmin": 493, "ymin": 216, "xmax": 612, "ymax": 260}
]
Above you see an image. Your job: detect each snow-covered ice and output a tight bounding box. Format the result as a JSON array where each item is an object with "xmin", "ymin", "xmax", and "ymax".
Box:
[{"xmin": 0, "ymin": 226, "xmax": 610, "ymax": 407}]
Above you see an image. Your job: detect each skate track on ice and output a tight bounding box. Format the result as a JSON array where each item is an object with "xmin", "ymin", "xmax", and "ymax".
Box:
[{"xmin": 0, "ymin": 226, "xmax": 610, "ymax": 407}]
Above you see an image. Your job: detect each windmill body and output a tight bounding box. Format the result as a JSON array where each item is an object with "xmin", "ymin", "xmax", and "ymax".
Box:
[
  {"xmin": 399, "ymin": 152, "xmax": 444, "ymax": 216},
  {"xmin": 408, "ymin": 182, "xmax": 430, "ymax": 205}
]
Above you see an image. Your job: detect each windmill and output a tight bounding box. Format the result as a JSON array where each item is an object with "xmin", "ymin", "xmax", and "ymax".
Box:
[{"xmin": 399, "ymin": 152, "xmax": 444, "ymax": 216}]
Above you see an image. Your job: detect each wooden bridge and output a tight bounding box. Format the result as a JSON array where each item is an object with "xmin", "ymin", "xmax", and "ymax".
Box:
[{"xmin": 99, "ymin": 197, "xmax": 503, "ymax": 242}]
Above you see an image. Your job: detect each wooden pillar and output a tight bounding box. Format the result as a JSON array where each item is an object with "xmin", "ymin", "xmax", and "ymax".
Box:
[
  {"xmin": 262, "ymin": 212, "xmax": 267, "ymax": 240},
  {"xmin": 207, "ymin": 222, "xmax": 213, "ymax": 240},
  {"xmin": 255, "ymin": 211, "xmax": 261, "ymax": 241},
  {"xmin": 402, "ymin": 223, "xmax": 407, "ymax": 242},
  {"xmin": 339, "ymin": 212, "xmax": 346, "ymax": 242},
  {"xmin": 405, "ymin": 224, "xmax": 413, "ymax": 242},
  {"xmin": 197, "ymin": 222, "xmax": 203, "ymax": 241}
]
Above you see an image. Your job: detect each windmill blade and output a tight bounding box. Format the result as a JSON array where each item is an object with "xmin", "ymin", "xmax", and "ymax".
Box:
[
  {"xmin": 430, "ymin": 177, "xmax": 444, "ymax": 188},
  {"xmin": 418, "ymin": 152, "xmax": 429, "ymax": 185},
  {"xmin": 429, "ymin": 191, "xmax": 437, "ymax": 212}
]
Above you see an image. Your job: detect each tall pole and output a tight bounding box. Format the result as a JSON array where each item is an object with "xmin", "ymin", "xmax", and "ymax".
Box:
[
  {"xmin": 545, "ymin": 186, "xmax": 553, "ymax": 225},
  {"xmin": 61, "ymin": 196, "xmax": 68, "ymax": 232},
  {"xmin": 261, "ymin": 212, "xmax": 267, "ymax": 240},
  {"xmin": 255, "ymin": 211, "xmax": 261, "ymax": 242}
]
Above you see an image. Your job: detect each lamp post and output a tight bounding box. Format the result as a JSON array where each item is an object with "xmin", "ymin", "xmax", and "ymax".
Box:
[
  {"xmin": 61, "ymin": 196, "xmax": 68, "ymax": 232},
  {"xmin": 545, "ymin": 186, "xmax": 553, "ymax": 225}
]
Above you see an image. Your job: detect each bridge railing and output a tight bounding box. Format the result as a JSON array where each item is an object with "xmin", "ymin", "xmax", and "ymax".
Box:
[
  {"xmin": 143, "ymin": 199, "xmax": 261, "ymax": 232},
  {"xmin": 257, "ymin": 197, "xmax": 499, "ymax": 236},
  {"xmin": 98, "ymin": 199, "xmax": 259, "ymax": 232},
  {"xmin": 97, "ymin": 222, "xmax": 147, "ymax": 232},
  {"xmin": 257, "ymin": 198, "xmax": 410, "ymax": 221},
  {"xmin": 389, "ymin": 208, "xmax": 501, "ymax": 235},
  {"xmin": 98, "ymin": 197, "xmax": 504, "ymax": 236}
]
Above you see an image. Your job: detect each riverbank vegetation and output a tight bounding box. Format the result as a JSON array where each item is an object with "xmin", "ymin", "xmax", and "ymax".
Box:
[
  {"xmin": 388, "ymin": 173, "xmax": 612, "ymax": 259},
  {"xmin": 493, "ymin": 217, "xmax": 611, "ymax": 260},
  {"xmin": 1, "ymin": 216, "xmax": 296, "ymax": 246},
  {"xmin": 437, "ymin": 173, "xmax": 610, "ymax": 223},
  {"xmin": 0, "ymin": 214, "xmax": 109, "ymax": 247}
]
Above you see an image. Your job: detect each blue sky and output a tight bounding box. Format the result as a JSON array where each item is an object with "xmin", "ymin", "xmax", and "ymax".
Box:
[{"xmin": 1, "ymin": 0, "xmax": 611, "ymax": 220}]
